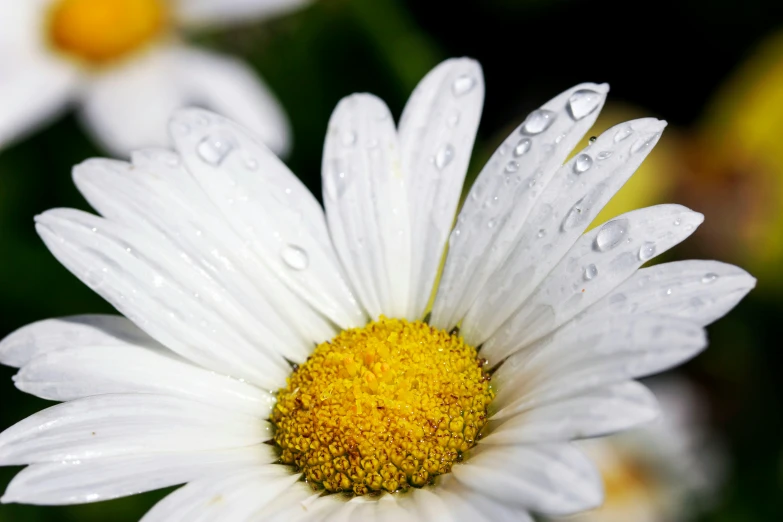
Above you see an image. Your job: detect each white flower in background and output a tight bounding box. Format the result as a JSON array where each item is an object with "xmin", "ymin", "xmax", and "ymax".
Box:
[
  {"xmin": 560, "ymin": 377, "xmax": 725, "ymax": 522},
  {"xmin": 0, "ymin": 58, "xmax": 754, "ymax": 521},
  {"xmin": 0, "ymin": 0, "xmax": 306, "ymax": 156}
]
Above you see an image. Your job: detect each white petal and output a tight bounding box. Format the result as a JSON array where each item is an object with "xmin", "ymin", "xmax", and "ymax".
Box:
[
  {"xmin": 481, "ymin": 381, "xmax": 659, "ymax": 445},
  {"xmin": 398, "ymin": 58, "xmax": 484, "ymax": 318},
  {"xmin": 141, "ymin": 466, "xmax": 300, "ymax": 522},
  {"xmin": 79, "ymin": 47, "xmax": 182, "ymax": 157},
  {"xmin": 432, "ymin": 83, "xmax": 608, "ymax": 330},
  {"xmin": 491, "ymin": 315, "xmax": 707, "ymax": 420},
  {"xmin": 462, "ymin": 118, "xmax": 668, "ymax": 346},
  {"xmin": 173, "ymin": 47, "xmax": 290, "ymax": 156},
  {"xmin": 75, "ymin": 154, "xmax": 333, "ymax": 359},
  {"xmin": 436, "ymin": 475, "xmax": 535, "ymax": 522},
  {"xmin": 35, "ymin": 209, "xmax": 291, "ymax": 388},
  {"xmin": 0, "ymin": 315, "xmax": 150, "ymax": 368},
  {"xmin": 583, "ymin": 260, "xmax": 756, "ymax": 327},
  {"xmin": 1, "ymin": 446, "xmax": 272, "ymax": 505},
  {"xmin": 452, "ymin": 443, "xmax": 602, "ymax": 516},
  {"xmin": 174, "ymin": 0, "xmax": 311, "ymax": 28},
  {"xmin": 482, "ymin": 204, "xmax": 704, "ymax": 362},
  {"xmin": 0, "ymin": 54, "xmax": 78, "ymax": 149},
  {"xmin": 169, "ymin": 108, "xmax": 365, "ymax": 328},
  {"xmin": 322, "ymin": 94, "xmax": 411, "ymax": 318},
  {"xmin": 14, "ymin": 343, "xmax": 274, "ymax": 417},
  {"xmin": 0, "ymin": 394, "xmax": 269, "ymax": 466}
]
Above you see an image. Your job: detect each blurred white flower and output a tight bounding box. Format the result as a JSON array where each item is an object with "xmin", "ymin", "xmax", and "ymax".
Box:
[
  {"xmin": 559, "ymin": 377, "xmax": 725, "ymax": 522},
  {"xmin": 0, "ymin": 0, "xmax": 307, "ymax": 156}
]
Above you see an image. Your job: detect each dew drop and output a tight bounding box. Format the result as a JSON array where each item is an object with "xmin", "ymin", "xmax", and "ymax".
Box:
[
  {"xmin": 568, "ymin": 89, "xmax": 602, "ymax": 120},
  {"xmin": 562, "ymin": 197, "xmax": 586, "ymax": 231},
  {"xmin": 537, "ymin": 228, "xmax": 546, "ymax": 238},
  {"xmin": 514, "ymin": 138, "xmax": 531, "ymax": 157},
  {"xmin": 197, "ymin": 133, "xmax": 236, "ymax": 166},
  {"xmin": 342, "ymin": 131, "xmax": 357, "ymax": 146},
  {"xmin": 324, "ymin": 159, "xmax": 348, "ymax": 201},
  {"xmin": 446, "ymin": 110, "xmax": 461, "ymax": 128},
  {"xmin": 574, "ymin": 154, "xmax": 593, "ymax": 173},
  {"xmin": 597, "ymin": 151, "xmax": 613, "ymax": 160},
  {"xmin": 452, "ymin": 75, "xmax": 476, "ymax": 96},
  {"xmin": 614, "ymin": 126, "xmax": 633, "ymax": 143},
  {"xmin": 281, "ymin": 245, "xmax": 309, "ymax": 270},
  {"xmin": 522, "ymin": 109, "xmax": 557, "ymax": 135},
  {"xmin": 555, "ymin": 134, "xmax": 565, "ymax": 144},
  {"xmin": 487, "ymin": 219, "xmax": 496, "ymax": 229},
  {"xmin": 588, "ymin": 136, "xmax": 597, "ymax": 144},
  {"xmin": 630, "ymin": 133, "xmax": 660, "ymax": 154},
  {"xmin": 505, "ymin": 161, "xmax": 519, "ymax": 173},
  {"xmin": 701, "ymin": 273, "xmax": 719, "ymax": 284},
  {"xmin": 595, "ymin": 219, "xmax": 629, "ymax": 252},
  {"xmin": 673, "ymin": 218, "xmax": 681, "ymax": 226},
  {"xmin": 583, "ymin": 263, "xmax": 598, "ymax": 280},
  {"xmin": 434, "ymin": 144, "xmax": 455, "ymax": 170},
  {"xmin": 638, "ymin": 241, "xmax": 657, "ymax": 261}
]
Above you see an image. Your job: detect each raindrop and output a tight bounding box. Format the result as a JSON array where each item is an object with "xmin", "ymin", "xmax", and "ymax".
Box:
[
  {"xmin": 562, "ymin": 197, "xmax": 586, "ymax": 230},
  {"xmin": 597, "ymin": 151, "xmax": 613, "ymax": 160},
  {"xmin": 505, "ymin": 161, "xmax": 519, "ymax": 173},
  {"xmin": 197, "ymin": 134, "xmax": 236, "ymax": 166},
  {"xmin": 487, "ymin": 219, "xmax": 496, "ymax": 229},
  {"xmin": 614, "ymin": 126, "xmax": 633, "ymax": 143},
  {"xmin": 701, "ymin": 273, "xmax": 719, "ymax": 284},
  {"xmin": 673, "ymin": 218, "xmax": 681, "ymax": 226},
  {"xmin": 583, "ymin": 264, "xmax": 598, "ymax": 280},
  {"xmin": 324, "ymin": 159, "xmax": 348, "ymax": 201},
  {"xmin": 555, "ymin": 134, "xmax": 565, "ymax": 144},
  {"xmin": 514, "ymin": 138, "xmax": 531, "ymax": 157},
  {"xmin": 342, "ymin": 131, "xmax": 357, "ymax": 146},
  {"xmin": 574, "ymin": 154, "xmax": 593, "ymax": 173},
  {"xmin": 588, "ymin": 136, "xmax": 597, "ymax": 144},
  {"xmin": 638, "ymin": 241, "xmax": 657, "ymax": 261},
  {"xmin": 434, "ymin": 144, "xmax": 455, "ymax": 170},
  {"xmin": 537, "ymin": 228, "xmax": 546, "ymax": 238},
  {"xmin": 595, "ymin": 219, "xmax": 629, "ymax": 252},
  {"xmin": 281, "ymin": 245, "xmax": 309, "ymax": 270},
  {"xmin": 522, "ymin": 109, "xmax": 557, "ymax": 135},
  {"xmin": 631, "ymin": 133, "xmax": 660, "ymax": 154},
  {"xmin": 452, "ymin": 75, "xmax": 477, "ymax": 96},
  {"xmin": 446, "ymin": 110, "xmax": 461, "ymax": 128},
  {"xmin": 568, "ymin": 89, "xmax": 602, "ymax": 120}
]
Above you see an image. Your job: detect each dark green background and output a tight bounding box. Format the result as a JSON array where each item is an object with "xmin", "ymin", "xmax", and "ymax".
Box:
[{"xmin": 1, "ymin": 0, "xmax": 781, "ymax": 520}]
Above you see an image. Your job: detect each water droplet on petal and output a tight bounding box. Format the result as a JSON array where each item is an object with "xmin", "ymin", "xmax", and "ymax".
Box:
[
  {"xmin": 597, "ymin": 151, "xmax": 613, "ymax": 160},
  {"xmin": 434, "ymin": 144, "xmax": 455, "ymax": 170},
  {"xmin": 562, "ymin": 197, "xmax": 586, "ymax": 231},
  {"xmin": 452, "ymin": 75, "xmax": 476, "ymax": 96},
  {"xmin": 505, "ymin": 161, "xmax": 519, "ymax": 173},
  {"xmin": 701, "ymin": 273, "xmax": 719, "ymax": 284},
  {"xmin": 595, "ymin": 219, "xmax": 629, "ymax": 251},
  {"xmin": 537, "ymin": 228, "xmax": 546, "ymax": 238},
  {"xmin": 514, "ymin": 138, "xmax": 531, "ymax": 157},
  {"xmin": 638, "ymin": 241, "xmax": 657, "ymax": 261},
  {"xmin": 522, "ymin": 109, "xmax": 557, "ymax": 135},
  {"xmin": 568, "ymin": 89, "xmax": 602, "ymax": 120},
  {"xmin": 446, "ymin": 110, "xmax": 461, "ymax": 128},
  {"xmin": 487, "ymin": 219, "xmax": 496, "ymax": 229},
  {"xmin": 631, "ymin": 133, "xmax": 661, "ymax": 154},
  {"xmin": 588, "ymin": 136, "xmax": 597, "ymax": 143},
  {"xmin": 614, "ymin": 126, "xmax": 633, "ymax": 143},
  {"xmin": 342, "ymin": 131, "xmax": 357, "ymax": 146},
  {"xmin": 574, "ymin": 154, "xmax": 593, "ymax": 173},
  {"xmin": 583, "ymin": 263, "xmax": 598, "ymax": 280},
  {"xmin": 555, "ymin": 134, "xmax": 565, "ymax": 144},
  {"xmin": 245, "ymin": 158, "xmax": 258, "ymax": 171},
  {"xmin": 281, "ymin": 245, "xmax": 309, "ymax": 270},
  {"xmin": 325, "ymin": 159, "xmax": 348, "ymax": 201},
  {"xmin": 198, "ymin": 133, "xmax": 236, "ymax": 166}
]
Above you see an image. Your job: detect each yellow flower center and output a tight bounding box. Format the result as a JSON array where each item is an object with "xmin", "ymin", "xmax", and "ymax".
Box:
[
  {"xmin": 272, "ymin": 317, "xmax": 494, "ymax": 496},
  {"xmin": 48, "ymin": 0, "xmax": 168, "ymax": 65}
]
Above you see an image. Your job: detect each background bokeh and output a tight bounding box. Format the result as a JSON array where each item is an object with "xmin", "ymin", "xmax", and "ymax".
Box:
[{"xmin": 1, "ymin": 0, "xmax": 782, "ymax": 519}]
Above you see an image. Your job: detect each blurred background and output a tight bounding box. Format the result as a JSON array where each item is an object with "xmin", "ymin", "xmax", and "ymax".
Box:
[{"xmin": 1, "ymin": 0, "xmax": 782, "ymax": 520}]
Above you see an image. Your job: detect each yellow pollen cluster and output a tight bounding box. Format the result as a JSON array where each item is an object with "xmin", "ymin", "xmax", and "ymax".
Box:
[
  {"xmin": 48, "ymin": 0, "xmax": 167, "ymax": 65},
  {"xmin": 272, "ymin": 317, "xmax": 494, "ymax": 496}
]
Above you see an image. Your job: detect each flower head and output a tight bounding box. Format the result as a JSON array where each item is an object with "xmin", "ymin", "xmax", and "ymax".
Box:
[
  {"xmin": 0, "ymin": 58, "xmax": 754, "ymax": 520},
  {"xmin": 0, "ymin": 0, "xmax": 308, "ymax": 156}
]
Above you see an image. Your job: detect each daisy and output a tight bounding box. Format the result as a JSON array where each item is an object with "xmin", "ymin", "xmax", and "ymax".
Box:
[
  {"xmin": 0, "ymin": 0, "xmax": 306, "ymax": 156},
  {"xmin": 556, "ymin": 377, "xmax": 725, "ymax": 522},
  {"xmin": 0, "ymin": 58, "xmax": 755, "ymax": 521}
]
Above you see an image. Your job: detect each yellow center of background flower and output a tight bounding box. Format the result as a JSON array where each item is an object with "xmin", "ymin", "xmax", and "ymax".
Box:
[
  {"xmin": 272, "ymin": 317, "xmax": 493, "ymax": 495},
  {"xmin": 48, "ymin": 0, "xmax": 167, "ymax": 64}
]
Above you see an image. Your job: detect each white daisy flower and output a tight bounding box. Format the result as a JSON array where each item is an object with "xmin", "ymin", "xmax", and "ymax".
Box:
[
  {"xmin": 0, "ymin": 58, "xmax": 755, "ymax": 521},
  {"xmin": 556, "ymin": 377, "xmax": 725, "ymax": 522},
  {"xmin": 0, "ymin": 0, "xmax": 306, "ymax": 156}
]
